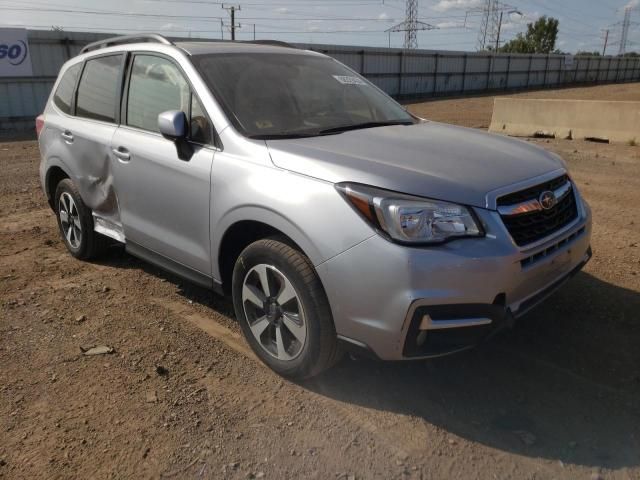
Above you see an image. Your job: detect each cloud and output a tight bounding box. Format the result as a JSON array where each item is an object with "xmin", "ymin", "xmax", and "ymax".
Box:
[
  {"xmin": 377, "ymin": 12, "xmax": 390, "ymax": 21},
  {"xmin": 432, "ymin": 0, "xmax": 482, "ymax": 12},
  {"xmin": 275, "ymin": 7, "xmax": 289, "ymax": 13},
  {"xmin": 625, "ymin": 0, "xmax": 639, "ymax": 8},
  {"xmin": 435, "ymin": 21, "xmax": 466, "ymax": 29},
  {"xmin": 499, "ymin": 11, "xmax": 536, "ymax": 32},
  {"xmin": 306, "ymin": 21, "xmax": 323, "ymax": 32}
]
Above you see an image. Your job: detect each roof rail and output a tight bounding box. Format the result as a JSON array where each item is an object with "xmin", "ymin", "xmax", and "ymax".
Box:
[
  {"xmin": 242, "ymin": 40, "xmax": 296, "ymax": 49},
  {"xmin": 80, "ymin": 34, "xmax": 174, "ymax": 54}
]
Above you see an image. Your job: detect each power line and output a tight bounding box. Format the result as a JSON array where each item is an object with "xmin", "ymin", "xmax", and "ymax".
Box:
[
  {"xmin": 0, "ymin": 6, "xmax": 223, "ymax": 21},
  {"xmin": 525, "ymin": 0, "xmax": 608, "ymax": 32},
  {"xmin": 141, "ymin": 0, "xmax": 388, "ymax": 4}
]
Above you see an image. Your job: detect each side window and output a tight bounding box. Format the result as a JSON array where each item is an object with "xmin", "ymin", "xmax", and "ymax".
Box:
[
  {"xmin": 76, "ymin": 55, "xmax": 123, "ymax": 123},
  {"xmin": 190, "ymin": 94, "xmax": 213, "ymax": 145},
  {"xmin": 127, "ymin": 55, "xmax": 190, "ymax": 133},
  {"xmin": 53, "ymin": 63, "xmax": 82, "ymax": 115}
]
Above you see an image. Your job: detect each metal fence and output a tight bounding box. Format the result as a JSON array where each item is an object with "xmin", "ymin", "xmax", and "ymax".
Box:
[
  {"xmin": 303, "ymin": 43, "xmax": 640, "ymax": 99},
  {"xmin": 2, "ymin": 30, "xmax": 640, "ymax": 133}
]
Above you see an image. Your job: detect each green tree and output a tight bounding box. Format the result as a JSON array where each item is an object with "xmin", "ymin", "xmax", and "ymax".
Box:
[
  {"xmin": 501, "ymin": 16, "xmax": 559, "ymax": 54},
  {"xmin": 576, "ymin": 51, "xmax": 600, "ymax": 56}
]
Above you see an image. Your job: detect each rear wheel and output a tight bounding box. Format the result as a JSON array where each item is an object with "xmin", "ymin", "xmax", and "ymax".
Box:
[
  {"xmin": 232, "ymin": 237, "xmax": 341, "ymax": 379},
  {"xmin": 54, "ymin": 178, "xmax": 109, "ymax": 260}
]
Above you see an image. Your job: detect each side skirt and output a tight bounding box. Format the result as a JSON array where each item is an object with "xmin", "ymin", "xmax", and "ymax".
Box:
[{"xmin": 125, "ymin": 240, "xmax": 224, "ymax": 295}]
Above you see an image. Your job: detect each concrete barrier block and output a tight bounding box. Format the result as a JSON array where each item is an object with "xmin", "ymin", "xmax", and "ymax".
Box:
[{"xmin": 489, "ymin": 98, "xmax": 640, "ymax": 144}]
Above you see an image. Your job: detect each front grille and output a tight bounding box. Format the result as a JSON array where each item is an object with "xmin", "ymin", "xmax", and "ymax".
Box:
[
  {"xmin": 498, "ymin": 175, "xmax": 579, "ymax": 246},
  {"xmin": 497, "ymin": 174, "xmax": 569, "ymax": 207}
]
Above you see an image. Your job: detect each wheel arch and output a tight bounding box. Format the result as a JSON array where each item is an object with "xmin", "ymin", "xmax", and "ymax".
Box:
[
  {"xmin": 215, "ymin": 213, "xmax": 323, "ymax": 295},
  {"xmin": 45, "ymin": 163, "xmax": 71, "ymax": 210}
]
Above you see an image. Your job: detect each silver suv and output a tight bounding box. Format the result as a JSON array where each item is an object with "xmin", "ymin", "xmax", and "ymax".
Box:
[{"xmin": 38, "ymin": 35, "xmax": 592, "ymax": 378}]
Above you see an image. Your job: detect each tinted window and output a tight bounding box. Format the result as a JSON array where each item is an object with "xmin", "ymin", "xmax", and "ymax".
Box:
[
  {"xmin": 192, "ymin": 53, "xmax": 414, "ymax": 138},
  {"xmin": 127, "ymin": 55, "xmax": 190, "ymax": 133},
  {"xmin": 53, "ymin": 63, "xmax": 81, "ymax": 114},
  {"xmin": 76, "ymin": 55, "xmax": 123, "ymax": 123},
  {"xmin": 190, "ymin": 94, "xmax": 213, "ymax": 145}
]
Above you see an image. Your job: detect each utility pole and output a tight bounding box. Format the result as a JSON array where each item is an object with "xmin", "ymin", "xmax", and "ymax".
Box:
[
  {"xmin": 602, "ymin": 29, "xmax": 609, "ymax": 56},
  {"xmin": 222, "ymin": 4, "xmax": 241, "ymax": 41},
  {"xmin": 495, "ymin": 11, "xmax": 503, "ymax": 51},
  {"xmin": 385, "ymin": 0, "xmax": 436, "ymax": 49}
]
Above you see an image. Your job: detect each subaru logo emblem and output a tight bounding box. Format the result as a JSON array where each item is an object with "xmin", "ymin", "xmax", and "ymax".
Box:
[{"xmin": 539, "ymin": 191, "xmax": 557, "ymax": 210}]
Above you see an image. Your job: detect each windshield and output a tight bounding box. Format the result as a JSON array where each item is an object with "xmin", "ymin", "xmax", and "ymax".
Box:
[{"xmin": 192, "ymin": 52, "xmax": 416, "ymax": 138}]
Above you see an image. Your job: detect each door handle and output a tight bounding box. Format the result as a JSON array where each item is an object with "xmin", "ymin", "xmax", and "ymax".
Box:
[
  {"xmin": 61, "ymin": 130, "xmax": 74, "ymax": 143},
  {"xmin": 112, "ymin": 147, "xmax": 131, "ymax": 161}
]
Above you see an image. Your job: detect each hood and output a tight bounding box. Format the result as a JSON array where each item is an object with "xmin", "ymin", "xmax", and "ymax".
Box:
[{"xmin": 265, "ymin": 122, "xmax": 564, "ymax": 209}]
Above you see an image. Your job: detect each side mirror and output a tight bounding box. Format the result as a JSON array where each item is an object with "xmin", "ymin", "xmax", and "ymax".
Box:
[
  {"xmin": 158, "ymin": 110, "xmax": 187, "ymax": 140},
  {"xmin": 158, "ymin": 110, "xmax": 193, "ymax": 161}
]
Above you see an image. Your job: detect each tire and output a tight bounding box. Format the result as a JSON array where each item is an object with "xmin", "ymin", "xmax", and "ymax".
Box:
[
  {"xmin": 54, "ymin": 178, "xmax": 109, "ymax": 260},
  {"xmin": 232, "ymin": 237, "xmax": 342, "ymax": 379}
]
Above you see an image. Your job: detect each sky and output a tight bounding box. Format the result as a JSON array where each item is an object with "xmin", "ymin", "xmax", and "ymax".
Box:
[{"xmin": 1, "ymin": 0, "xmax": 639, "ymax": 54}]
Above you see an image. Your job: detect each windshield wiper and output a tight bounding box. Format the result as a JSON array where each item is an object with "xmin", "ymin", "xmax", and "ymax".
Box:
[
  {"xmin": 248, "ymin": 120, "xmax": 415, "ymax": 140},
  {"xmin": 248, "ymin": 132, "xmax": 320, "ymax": 140},
  {"xmin": 318, "ymin": 120, "xmax": 415, "ymax": 135}
]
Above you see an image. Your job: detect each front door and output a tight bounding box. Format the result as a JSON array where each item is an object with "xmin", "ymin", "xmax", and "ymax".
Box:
[{"xmin": 110, "ymin": 53, "xmax": 216, "ymax": 277}]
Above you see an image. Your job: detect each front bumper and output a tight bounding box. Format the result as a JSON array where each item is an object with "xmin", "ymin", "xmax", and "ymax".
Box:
[{"xmin": 316, "ymin": 197, "xmax": 592, "ymax": 360}]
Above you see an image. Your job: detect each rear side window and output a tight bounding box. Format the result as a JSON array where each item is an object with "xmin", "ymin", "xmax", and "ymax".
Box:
[
  {"xmin": 76, "ymin": 54, "xmax": 123, "ymax": 123},
  {"xmin": 126, "ymin": 55, "xmax": 190, "ymax": 133},
  {"xmin": 53, "ymin": 64, "xmax": 81, "ymax": 114}
]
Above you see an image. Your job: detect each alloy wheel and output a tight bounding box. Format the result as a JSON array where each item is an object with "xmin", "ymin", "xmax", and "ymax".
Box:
[
  {"xmin": 242, "ymin": 264, "xmax": 307, "ymax": 360},
  {"xmin": 59, "ymin": 191, "xmax": 82, "ymax": 249}
]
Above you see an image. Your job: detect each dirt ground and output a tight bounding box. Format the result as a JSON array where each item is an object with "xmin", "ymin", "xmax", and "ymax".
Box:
[{"xmin": 2, "ymin": 83, "xmax": 640, "ymax": 480}]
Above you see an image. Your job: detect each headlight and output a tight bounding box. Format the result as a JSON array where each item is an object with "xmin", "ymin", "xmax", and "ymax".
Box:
[{"xmin": 336, "ymin": 183, "xmax": 483, "ymax": 244}]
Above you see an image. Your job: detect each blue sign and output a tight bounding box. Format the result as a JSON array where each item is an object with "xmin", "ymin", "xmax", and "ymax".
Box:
[
  {"xmin": 0, "ymin": 29, "xmax": 33, "ymax": 77},
  {"xmin": 0, "ymin": 40, "xmax": 29, "ymax": 65}
]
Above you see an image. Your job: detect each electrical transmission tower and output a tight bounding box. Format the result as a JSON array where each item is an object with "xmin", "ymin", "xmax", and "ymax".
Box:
[
  {"xmin": 610, "ymin": 6, "xmax": 638, "ymax": 55},
  {"xmin": 619, "ymin": 7, "xmax": 631, "ymax": 55},
  {"xmin": 468, "ymin": 0, "xmax": 518, "ymax": 51},
  {"xmin": 386, "ymin": 0, "xmax": 436, "ymax": 49}
]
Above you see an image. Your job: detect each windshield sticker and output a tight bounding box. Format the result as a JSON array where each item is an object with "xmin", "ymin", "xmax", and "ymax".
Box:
[
  {"xmin": 332, "ymin": 75, "xmax": 367, "ymax": 86},
  {"xmin": 255, "ymin": 120, "xmax": 274, "ymax": 129}
]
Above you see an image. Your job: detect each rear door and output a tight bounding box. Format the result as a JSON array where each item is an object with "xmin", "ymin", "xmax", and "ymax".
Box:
[
  {"xmin": 63, "ymin": 53, "xmax": 124, "ymax": 223},
  {"xmin": 109, "ymin": 53, "xmax": 216, "ymax": 278}
]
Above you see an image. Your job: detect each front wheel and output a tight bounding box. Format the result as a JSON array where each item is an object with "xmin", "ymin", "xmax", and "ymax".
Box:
[{"xmin": 232, "ymin": 237, "xmax": 341, "ymax": 379}]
